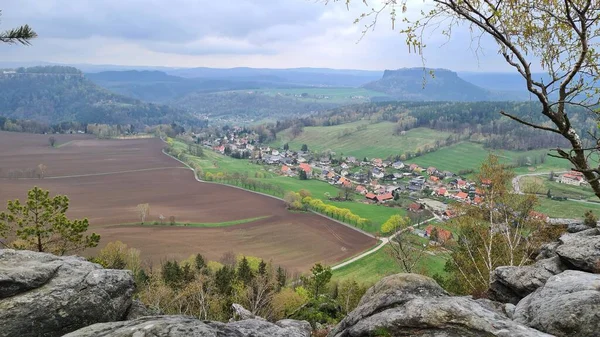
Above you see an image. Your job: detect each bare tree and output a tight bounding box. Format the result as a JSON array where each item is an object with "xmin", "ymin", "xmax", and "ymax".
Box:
[
  {"xmin": 37, "ymin": 164, "xmax": 47, "ymax": 179},
  {"xmin": 333, "ymin": 0, "xmax": 600, "ymax": 200},
  {"xmin": 137, "ymin": 203, "xmax": 150, "ymax": 224}
]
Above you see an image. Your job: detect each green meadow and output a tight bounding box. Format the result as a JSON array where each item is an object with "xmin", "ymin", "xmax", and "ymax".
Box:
[
  {"xmin": 240, "ymin": 87, "xmax": 384, "ymax": 104},
  {"xmin": 272, "ymin": 121, "xmax": 454, "ymax": 159}
]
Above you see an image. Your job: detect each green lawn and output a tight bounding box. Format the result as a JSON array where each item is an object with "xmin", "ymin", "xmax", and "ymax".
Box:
[
  {"xmin": 409, "ymin": 142, "xmax": 571, "ymax": 174},
  {"xmin": 239, "ymin": 87, "xmax": 384, "ymax": 104},
  {"xmin": 272, "ymin": 121, "xmax": 455, "ymax": 159},
  {"xmin": 332, "ymin": 246, "xmax": 449, "ymax": 286},
  {"xmin": 536, "ymin": 198, "xmax": 600, "ymax": 219},
  {"xmin": 142, "ymin": 216, "xmax": 270, "ymax": 228}
]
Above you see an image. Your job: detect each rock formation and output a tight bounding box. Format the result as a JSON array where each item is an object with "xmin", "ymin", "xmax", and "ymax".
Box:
[{"xmin": 0, "ymin": 249, "xmax": 134, "ymax": 337}]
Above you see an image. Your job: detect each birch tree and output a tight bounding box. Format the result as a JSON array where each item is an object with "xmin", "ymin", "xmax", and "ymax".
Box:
[
  {"xmin": 332, "ymin": 0, "xmax": 600, "ymax": 200},
  {"xmin": 137, "ymin": 203, "xmax": 150, "ymax": 224}
]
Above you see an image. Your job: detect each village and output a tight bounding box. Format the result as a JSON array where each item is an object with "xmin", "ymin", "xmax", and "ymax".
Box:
[{"xmin": 196, "ymin": 126, "xmax": 586, "ymax": 243}]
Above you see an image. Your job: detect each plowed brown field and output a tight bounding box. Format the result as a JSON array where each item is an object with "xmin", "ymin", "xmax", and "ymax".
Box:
[{"xmin": 0, "ymin": 131, "xmax": 376, "ymax": 271}]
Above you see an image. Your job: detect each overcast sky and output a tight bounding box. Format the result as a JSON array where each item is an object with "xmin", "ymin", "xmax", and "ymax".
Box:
[{"xmin": 0, "ymin": 0, "xmax": 516, "ymax": 71}]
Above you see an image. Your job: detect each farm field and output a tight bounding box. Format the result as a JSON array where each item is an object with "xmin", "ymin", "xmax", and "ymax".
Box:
[
  {"xmin": 520, "ymin": 175, "xmax": 598, "ymax": 201},
  {"xmin": 408, "ymin": 142, "xmax": 571, "ymax": 174},
  {"xmin": 0, "ymin": 131, "xmax": 178, "ymax": 177},
  {"xmin": 0, "ymin": 132, "xmax": 376, "ymax": 271},
  {"xmin": 234, "ymin": 87, "xmax": 385, "ymax": 104},
  {"xmin": 272, "ymin": 121, "xmax": 455, "ymax": 159}
]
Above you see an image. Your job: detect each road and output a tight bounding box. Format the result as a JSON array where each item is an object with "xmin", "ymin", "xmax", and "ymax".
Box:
[
  {"xmin": 512, "ymin": 171, "xmax": 567, "ymax": 195},
  {"xmin": 332, "ymin": 217, "xmax": 435, "ymax": 270}
]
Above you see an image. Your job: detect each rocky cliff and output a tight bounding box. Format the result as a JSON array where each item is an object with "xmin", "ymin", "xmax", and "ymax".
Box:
[{"xmin": 0, "ymin": 225, "xmax": 598, "ymax": 337}]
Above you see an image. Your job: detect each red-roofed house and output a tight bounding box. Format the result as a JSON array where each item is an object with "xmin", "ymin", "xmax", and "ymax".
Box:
[
  {"xmin": 457, "ymin": 180, "xmax": 468, "ymax": 189},
  {"xmin": 481, "ymin": 178, "xmax": 492, "ymax": 186},
  {"xmin": 436, "ymin": 188, "xmax": 448, "ymax": 197},
  {"xmin": 455, "ymin": 191, "xmax": 469, "ymax": 201},
  {"xmin": 365, "ymin": 193, "xmax": 377, "ymax": 201},
  {"xmin": 408, "ymin": 202, "xmax": 424, "ymax": 212},
  {"xmin": 409, "ymin": 164, "xmax": 419, "ymax": 171},
  {"xmin": 326, "ymin": 171, "xmax": 336, "ymax": 179},
  {"xmin": 559, "ymin": 171, "xmax": 585, "ymax": 186},
  {"xmin": 299, "ymin": 163, "xmax": 312, "ymax": 175},
  {"xmin": 444, "ymin": 209, "xmax": 456, "ymax": 219},
  {"xmin": 372, "ymin": 158, "xmax": 383, "ymax": 167},
  {"xmin": 376, "ymin": 193, "xmax": 394, "ymax": 203},
  {"xmin": 281, "ymin": 165, "xmax": 292, "ymax": 176},
  {"xmin": 473, "ymin": 196, "xmax": 483, "ymax": 205},
  {"xmin": 356, "ymin": 185, "xmax": 367, "ymax": 194},
  {"xmin": 429, "ymin": 176, "xmax": 440, "ymax": 184},
  {"xmin": 427, "ymin": 167, "xmax": 438, "ymax": 175},
  {"xmin": 425, "ymin": 225, "xmax": 453, "ymax": 243}
]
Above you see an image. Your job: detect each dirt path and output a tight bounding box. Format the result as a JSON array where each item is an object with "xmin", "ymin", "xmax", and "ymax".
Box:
[{"xmin": 332, "ymin": 217, "xmax": 435, "ymax": 270}]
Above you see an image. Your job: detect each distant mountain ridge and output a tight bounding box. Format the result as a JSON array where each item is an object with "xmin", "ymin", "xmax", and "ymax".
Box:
[
  {"xmin": 364, "ymin": 68, "xmax": 500, "ymax": 101},
  {"xmin": 0, "ymin": 66, "xmax": 200, "ymax": 127}
]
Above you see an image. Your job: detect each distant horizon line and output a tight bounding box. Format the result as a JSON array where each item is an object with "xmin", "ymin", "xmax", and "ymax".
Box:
[{"xmin": 0, "ymin": 60, "xmax": 537, "ymax": 74}]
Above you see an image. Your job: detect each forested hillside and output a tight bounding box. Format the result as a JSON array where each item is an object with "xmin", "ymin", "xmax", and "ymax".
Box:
[
  {"xmin": 172, "ymin": 91, "xmax": 339, "ymax": 124},
  {"xmin": 0, "ymin": 66, "xmax": 200, "ymax": 127}
]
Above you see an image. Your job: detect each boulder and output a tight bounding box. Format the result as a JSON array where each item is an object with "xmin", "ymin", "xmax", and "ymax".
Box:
[
  {"xmin": 329, "ymin": 273, "xmax": 551, "ymax": 337},
  {"xmin": 566, "ymin": 223, "xmax": 591, "ymax": 233},
  {"xmin": 63, "ymin": 315, "xmax": 312, "ymax": 337},
  {"xmin": 231, "ymin": 303, "xmax": 265, "ymax": 321},
  {"xmin": 0, "ymin": 249, "xmax": 135, "ymax": 337},
  {"xmin": 513, "ymin": 270, "xmax": 600, "ymax": 337},
  {"xmin": 489, "ymin": 256, "xmax": 567, "ymax": 304},
  {"xmin": 536, "ymin": 241, "xmax": 560, "ymax": 260},
  {"xmin": 125, "ymin": 299, "xmax": 162, "ymax": 320},
  {"xmin": 555, "ymin": 228, "xmax": 600, "ymax": 273}
]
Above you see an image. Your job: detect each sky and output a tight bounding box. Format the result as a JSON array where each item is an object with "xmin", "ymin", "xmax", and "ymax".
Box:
[{"xmin": 0, "ymin": 0, "xmax": 516, "ymax": 71}]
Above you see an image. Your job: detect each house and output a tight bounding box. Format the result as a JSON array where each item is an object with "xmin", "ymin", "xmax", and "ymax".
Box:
[
  {"xmin": 425, "ymin": 225, "xmax": 453, "ymax": 243},
  {"xmin": 455, "ymin": 191, "xmax": 469, "ymax": 201},
  {"xmin": 427, "ymin": 167, "xmax": 438, "ymax": 175},
  {"xmin": 365, "ymin": 193, "xmax": 377, "ymax": 201},
  {"xmin": 473, "ymin": 196, "xmax": 483, "ymax": 205},
  {"xmin": 326, "ymin": 171, "xmax": 336, "ymax": 179},
  {"xmin": 382, "ymin": 160, "xmax": 392, "ymax": 168},
  {"xmin": 267, "ymin": 155, "xmax": 282, "ymax": 164},
  {"xmin": 457, "ymin": 180, "xmax": 468, "ymax": 189},
  {"xmin": 297, "ymin": 157, "xmax": 307, "ymax": 163},
  {"xmin": 272, "ymin": 150, "xmax": 280, "ymax": 156},
  {"xmin": 408, "ymin": 202, "xmax": 424, "ymax": 212},
  {"xmin": 376, "ymin": 193, "xmax": 394, "ymax": 203},
  {"xmin": 443, "ymin": 209, "xmax": 456, "ymax": 219},
  {"xmin": 393, "ymin": 173, "xmax": 404, "ymax": 179},
  {"xmin": 412, "ymin": 229, "xmax": 428, "ymax": 237},
  {"xmin": 559, "ymin": 171, "xmax": 585, "ymax": 186},
  {"xmin": 299, "ymin": 163, "xmax": 312, "ymax": 174},
  {"xmin": 372, "ymin": 168, "xmax": 385, "ymax": 179},
  {"xmin": 356, "ymin": 185, "xmax": 367, "ymax": 194},
  {"xmin": 340, "ymin": 162, "xmax": 349, "ymax": 170},
  {"xmin": 281, "ymin": 165, "xmax": 292, "ymax": 176},
  {"xmin": 481, "ymin": 178, "xmax": 492, "ymax": 186},
  {"xmin": 409, "ymin": 164, "xmax": 419, "ymax": 171},
  {"xmin": 347, "ymin": 156, "xmax": 357, "ymax": 164},
  {"xmin": 442, "ymin": 171, "xmax": 454, "ymax": 178},
  {"xmin": 436, "ymin": 187, "xmax": 448, "ymax": 197},
  {"xmin": 392, "ymin": 161, "xmax": 405, "ymax": 169},
  {"xmin": 319, "ymin": 157, "xmax": 331, "ymax": 165},
  {"xmin": 372, "ymin": 158, "xmax": 383, "ymax": 167},
  {"xmin": 429, "ymin": 176, "xmax": 440, "ymax": 183},
  {"xmin": 341, "ymin": 170, "xmax": 349, "ymax": 177}
]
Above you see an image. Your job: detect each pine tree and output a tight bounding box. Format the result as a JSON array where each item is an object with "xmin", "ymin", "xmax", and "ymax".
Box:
[
  {"xmin": 215, "ymin": 265, "xmax": 235, "ymax": 296},
  {"xmin": 258, "ymin": 259, "xmax": 267, "ymax": 276},
  {"xmin": 195, "ymin": 253, "xmax": 206, "ymax": 270},
  {"xmin": 276, "ymin": 266, "xmax": 287, "ymax": 290},
  {"xmin": 237, "ymin": 256, "xmax": 254, "ymax": 286}
]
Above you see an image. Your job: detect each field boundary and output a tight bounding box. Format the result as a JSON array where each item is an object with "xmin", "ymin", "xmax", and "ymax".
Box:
[
  {"xmin": 162, "ymin": 149, "xmax": 377, "ymax": 239},
  {"xmin": 0, "ymin": 166, "xmax": 188, "ymax": 180}
]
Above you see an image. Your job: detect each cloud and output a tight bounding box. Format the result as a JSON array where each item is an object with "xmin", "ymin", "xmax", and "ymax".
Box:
[{"xmin": 0, "ymin": 0, "xmax": 517, "ymax": 71}]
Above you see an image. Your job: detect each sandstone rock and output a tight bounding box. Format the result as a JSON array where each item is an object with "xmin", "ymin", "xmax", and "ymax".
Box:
[
  {"xmin": 555, "ymin": 228, "xmax": 600, "ymax": 272},
  {"xmin": 231, "ymin": 303, "xmax": 265, "ymax": 321},
  {"xmin": 513, "ymin": 270, "xmax": 600, "ymax": 337},
  {"xmin": 536, "ymin": 241, "xmax": 560, "ymax": 260},
  {"xmin": 125, "ymin": 299, "xmax": 162, "ymax": 320},
  {"xmin": 489, "ymin": 256, "xmax": 567, "ymax": 304},
  {"xmin": 329, "ymin": 273, "xmax": 550, "ymax": 337},
  {"xmin": 567, "ymin": 223, "xmax": 591, "ymax": 233},
  {"xmin": 64, "ymin": 315, "xmax": 312, "ymax": 337},
  {"xmin": 0, "ymin": 249, "xmax": 135, "ymax": 337}
]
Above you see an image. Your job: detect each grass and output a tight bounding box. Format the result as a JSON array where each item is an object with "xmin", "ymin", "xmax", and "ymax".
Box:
[
  {"xmin": 271, "ymin": 121, "xmax": 455, "ymax": 159},
  {"xmin": 536, "ymin": 198, "xmax": 600, "ymax": 218},
  {"xmin": 409, "ymin": 142, "xmax": 571, "ymax": 174},
  {"xmin": 332, "ymin": 245, "xmax": 449, "ymax": 286},
  {"xmin": 238, "ymin": 87, "xmax": 385, "ymax": 104},
  {"xmin": 142, "ymin": 216, "xmax": 271, "ymax": 228}
]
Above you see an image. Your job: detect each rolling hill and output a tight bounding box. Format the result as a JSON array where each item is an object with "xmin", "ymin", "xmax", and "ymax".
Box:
[
  {"xmin": 364, "ymin": 68, "xmax": 495, "ymax": 101},
  {"xmin": 0, "ymin": 66, "xmax": 201, "ymax": 127}
]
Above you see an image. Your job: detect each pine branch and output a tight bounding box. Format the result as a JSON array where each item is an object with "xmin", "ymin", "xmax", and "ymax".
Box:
[{"xmin": 0, "ymin": 24, "xmax": 37, "ymax": 45}]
